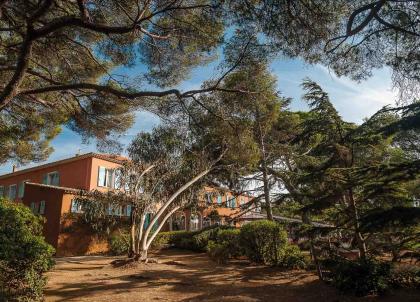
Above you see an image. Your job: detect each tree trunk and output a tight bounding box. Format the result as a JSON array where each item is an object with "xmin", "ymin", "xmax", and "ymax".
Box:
[
  {"xmin": 129, "ymin": 208, "xmax": 136, "ymax": 258},
  {"xmin": 142, "ymin": 167, "xmax": 213, "ymax": 247},
  {"xmin": 348, "ymin": 189, "xmax": 367, "ymax": 259},
  {"xmin": 302, "ymin": 211, "xmax": 323, "ymax": 280},
  {"xmin": 262, "ymin": 165, "xmax": 273, "ymax": 221},
  {"xmin": 136, "ymin": 213, "xmax": 145, "ymax": 256}
]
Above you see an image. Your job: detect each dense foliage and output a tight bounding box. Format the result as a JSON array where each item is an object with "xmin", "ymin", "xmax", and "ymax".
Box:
[
  {"xmin": 324, "ymin": 258, "xmax": 392, "ymax": 296},
  {"xmin": 0, "ymin": 198, "xmax": 55, "ymax": 302},
  {"xmin": 1, "ymin": 1, "xmax": 418, "ymax": 164}
]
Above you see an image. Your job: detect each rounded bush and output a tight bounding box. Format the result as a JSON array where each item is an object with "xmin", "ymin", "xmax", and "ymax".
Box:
[
  {"xmin": 326, "ymin": 257, "xmax": 391, "ymax": 296},
  {"xmin": 0, "ymin": 198, "xmax": 55, "ymax": 301},
  {"xmin": 281, "ymin": 244, "xmax": 306, "ymax": 269},
  {"xmin": 207, "ymin": 229, "xmax": 241, "ymax": 263},
  {"xmin": 109, "ymin": 232, "xmax": 130, "ymax": 255},
  {"xmin": 239, "ymin": 220, "xmax": 288, "ymax": 265}
]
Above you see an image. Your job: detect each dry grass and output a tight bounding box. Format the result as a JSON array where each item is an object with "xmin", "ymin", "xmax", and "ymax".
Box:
[{"xmin": 45, "ymin": 249, "xmax": 420, "ymax": 302}]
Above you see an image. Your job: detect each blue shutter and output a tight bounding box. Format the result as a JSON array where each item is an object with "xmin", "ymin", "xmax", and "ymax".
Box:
[
  {"xmin": 42, "ymin": 174, "xmax": 48, "ymax": 184},
  {"xmin": 53, "ymin": 172, "xmax": 60, "ymax": 186},
  {"xmin": 126, "ymin": 205, "xmax": 132, "ymax": 217},
  {"xmin": 144, "ymin": 213, "xmax": 151, "ymax": 229},
  {"xmin": 231, "ymin": 197, "xmax": 236, "ymax": 208},
  {"xmin": 217, "ymin": 195, "xmax": 222, "ymax": 204},
  {"xmin": 71, "ymin": 200, "xmax": 78, "ymax": 213},
  {"xmin": 30, "ymin": 202, "xmax": 36, "ymax": 213},
  {"xmin": 39, "ymin": 200, "xmax": 46, "ymax": 214}
]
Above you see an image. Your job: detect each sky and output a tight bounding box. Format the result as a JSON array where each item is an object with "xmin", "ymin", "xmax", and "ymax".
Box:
[{"xmin": 0, "ymin": 58, "xmax": 397, "ymax": 175}]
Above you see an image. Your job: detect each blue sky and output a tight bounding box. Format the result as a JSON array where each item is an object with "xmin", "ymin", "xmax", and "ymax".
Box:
[{"xmin": 0, "ymin": 58, "xmax": 396, "ymax": 175}]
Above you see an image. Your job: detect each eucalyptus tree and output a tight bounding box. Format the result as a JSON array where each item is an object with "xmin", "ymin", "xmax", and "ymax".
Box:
[{"xmin": 76, "ymin": 124, "xmax": 227, "ymax": 260}]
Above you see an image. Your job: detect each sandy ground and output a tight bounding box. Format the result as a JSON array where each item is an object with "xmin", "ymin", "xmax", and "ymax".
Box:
[{"xmin": 45, "ymin": 249, "xmax": 420, "ymax": 302}]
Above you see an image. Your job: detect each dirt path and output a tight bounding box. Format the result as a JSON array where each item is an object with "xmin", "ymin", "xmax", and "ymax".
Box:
[{"xmin": 45, "ymin": 249, "xmax": 419, "ymax": 302}]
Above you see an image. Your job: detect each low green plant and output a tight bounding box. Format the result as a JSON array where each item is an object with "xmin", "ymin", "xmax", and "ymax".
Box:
[
  {"xmin": 109, "ymin": 231, "xmax": 130, "ymax": 255},
  {"xmin": 0, "ymin": 198, "xmax": 55, "ymax": 302},
  {"xmin": 325, "ymin": 257, "xmax": 392, "ymax": 296},
  {"xmin": 281, "ymin": 244, "xmax": 307, "ymax": 269},
  {"xmin": 239, "ymin": 220, "xmax": 288, "ymax": 265},
  {"xmin": 389, "ymin": 264, "xmax": 420, "ymax": 289},
  {"xmin": 207, "ymin": 229, "xmax": 241, "ymax": 263}
]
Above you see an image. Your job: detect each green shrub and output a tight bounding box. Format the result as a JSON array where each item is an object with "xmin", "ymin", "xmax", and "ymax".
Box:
[
  {"xmin": 0, "ymin": 198, "xmax": 55, "ymax": 302},
  {"xmin": 389, "ymin": 264, "xmax": 420, "ymax": 289},
  {"xmin": 109, "ymin": 231, "xmax": 130, "ymax": 255},
  {"xmin": 207, "ymin": 229, "xmax": 241, "ymax": 263},
  {"xmin": 281, "ymin": 244, "xmax": 306, "ymax": 269},
  {"xmin": 325, "ymin": 257, "xmax": 391, "ymax": 296},
  {"xmin": 239, "ymin": 220, "xmax": 288, "ymax": 265}
]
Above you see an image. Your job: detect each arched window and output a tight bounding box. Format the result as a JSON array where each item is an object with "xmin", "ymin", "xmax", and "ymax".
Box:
[
  {"xmin": 190, "ymin": 213, "xmax": 202, "ymax": 231},
  {"xmin": 172, "ymin": 213, "xmax": 186, "ymax": 231}
]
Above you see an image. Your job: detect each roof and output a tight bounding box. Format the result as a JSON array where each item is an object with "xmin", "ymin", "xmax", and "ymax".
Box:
[
  {"xmin": 238, "ymin": 212, "xmax": 333, "ymax": 228},
  {"xmin": 0, "ymin": 153, "xmax": 128, "ymax": 179},
  {"xmin": 25, "ymin": 182, "xmax": 85, "ymax": 194}
]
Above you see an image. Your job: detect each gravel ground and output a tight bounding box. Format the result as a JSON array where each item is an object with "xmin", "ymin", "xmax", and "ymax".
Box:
[{"xmin": 45, "ymin": 249, "xmax": 420, "ymax": 302}]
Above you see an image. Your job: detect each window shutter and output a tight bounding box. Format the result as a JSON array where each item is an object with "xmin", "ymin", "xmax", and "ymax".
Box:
[
  {"xmin": 71, "ymin": 200, "xmax": 78, "ymax": 213},
  {"xmin": 98, "ymin": 167, "xmax": 106, "ymax": 187},
  {"xmin": 217, "ymin": 195, "xmax": 222, "ymax": 204},
  {"xmin": 30, "ymin": 202, "xmax": 36, "ymax": 213},
  {"xmin": 18, "ymin": 182, "xmax": 24, "ymax": 198},
  {"xmin": 107, "ymin": 169, "xmax": 114, "ymax": 188},
  {"xmin": 231, "ymin": 197, "xmax": 236, "ymax": 208},
  {"xmin": 53, "ymin": 172, "xmax": 60, "ymax": 186},
  {"xmin": 39, "ymin": 200, "xmax": 46, "ymax": 214},
  {"xmin": 42, "ymin": 174, "xmax": 48, "ymax": 184},
  {"xmin": 0, "ymin": 186, "xmax": 4, "ymax": 197},
  {"xmin": 144, "ymin": 213, "xmax": 151, "ymax": 229},
  {"xmin": 126, "ymin": 205, "xmax": 132, "ymax": 217},
  {"xmin": 114, "ymin": 170, "xmax": 121, "ymax": 189},
  {"xmin": 9, "ymin": 185, "xmax": 17, "ymax": 200}
]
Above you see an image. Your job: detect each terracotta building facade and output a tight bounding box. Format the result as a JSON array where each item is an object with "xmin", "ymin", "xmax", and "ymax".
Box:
[{"xmin": 0, "ymin": 153, "xmax": 256, "ymax": 256}]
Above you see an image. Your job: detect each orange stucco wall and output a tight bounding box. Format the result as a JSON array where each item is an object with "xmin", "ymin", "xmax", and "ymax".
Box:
[
  {"xmin": 22, "ymin": 184, "xmax": 66, "ymax": 249},
  {"xmin": 0, "ymin": 156, "xmax": 92, "ymax": 202}
]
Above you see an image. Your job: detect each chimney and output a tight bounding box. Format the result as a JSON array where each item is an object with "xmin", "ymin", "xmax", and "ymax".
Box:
[{"xmin": 12, "ymin": 164, "xmax": 18, "ymax": 173}]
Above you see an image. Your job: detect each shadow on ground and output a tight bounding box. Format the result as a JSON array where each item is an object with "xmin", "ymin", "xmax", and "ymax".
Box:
[{"xmin": 45, "ymin": 249, "xmax": 420, "ymax": 302}]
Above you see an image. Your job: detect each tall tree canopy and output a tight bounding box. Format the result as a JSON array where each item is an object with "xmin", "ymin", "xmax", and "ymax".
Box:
[{"xmin": 1, "ymin": 0, "xmax": 418, "ymax": 165}]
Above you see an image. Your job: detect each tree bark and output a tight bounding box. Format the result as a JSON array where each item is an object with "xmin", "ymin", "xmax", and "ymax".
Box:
[
  {"xmin": 262, "ymin": 165, "xmax": 273, "ymax": 221},
  {"xmin": 348, "ymin": 189, "xmax": 367, "ymax": 259},
  {"xmin": 302, "ymin": 211, "xmax": 323, "ymax": 280}
]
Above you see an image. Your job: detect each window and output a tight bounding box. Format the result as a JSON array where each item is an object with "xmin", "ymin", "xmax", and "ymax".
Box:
[
  {"xmin": 0, "ymin": 186, "xmax": 3, "ymax": 197},
  {"xmin": 39, "ymin": 200, "xmax": 46, "ymax": 215},
  {"xmin": 8, "ymin": 184, "xmax": 17, "ymax": 200},
  {"xmin": 43, "ymin": 172, "xmax": 59, "ymax": 186},
  {"xmin": 114, "ymin": 169, "xmax": 121, "ymax": 189},
  {"xmin": 30, "ymin": 202, "xmax": 38, "ymax": 214},
  {"xmin": 231, "ymin": 197, "xmax": 236, "ymax": 208},
  {"xmin": 217, "ymin": 195, "xmax": 222, "ymax": 204},
  {"xmin": 70, "ymin": 199, "xmax": 82, "ymax": 213},
  {"xmin": 97, "ymin": 166, "xmax": 115, "ymax": 188},
  {"xmin": 107, "ymin": 204, "xmax": 122, "ymax": 216},
  {"xmin": 18, "ymin": 180, "xmax": 29, "ymax": 198},
  {"xmin": 125, "ymin": 205, "xmax": 132, "ymax": 217},
  {"xmin": 205, "ymin": 193, "xmax": 212, "ymax": 205}
]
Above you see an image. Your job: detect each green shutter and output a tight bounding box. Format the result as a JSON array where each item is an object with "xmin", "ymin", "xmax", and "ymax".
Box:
[{"xmin": 39, "ymin": 200, "xmax": 46, "ymax": 215}]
